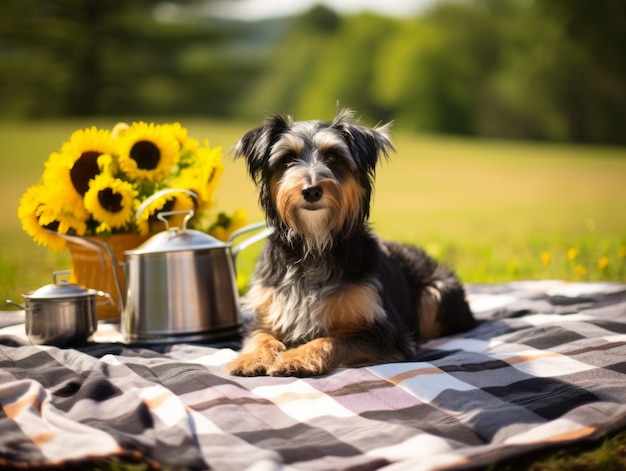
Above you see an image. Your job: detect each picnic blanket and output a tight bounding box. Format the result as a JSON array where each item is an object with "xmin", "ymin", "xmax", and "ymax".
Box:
[{"xmin": 1, "ymin": 280, "xmax": 625, "ymax": 470}]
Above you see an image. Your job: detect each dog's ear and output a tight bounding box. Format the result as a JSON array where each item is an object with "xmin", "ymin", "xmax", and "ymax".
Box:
[
  {"xmin": 235, "ymin": 113, "xmax": 292, "ymax": 183},
  {"xmin": 331, "ymin": 109, "xmax": 395, "ymax": 174}
]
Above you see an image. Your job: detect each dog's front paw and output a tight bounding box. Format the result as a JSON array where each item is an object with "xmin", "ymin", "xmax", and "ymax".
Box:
[
  {"xmin": 267, "ymin": 339, "xmax": 334, "ymax": 377},
  {"xmin": 226, "ymin": 352, "xmax": 274, "ymax": 376},
  {"xmin": 225, "ymin": 332, "xmax": 286, "ymax": 376}
]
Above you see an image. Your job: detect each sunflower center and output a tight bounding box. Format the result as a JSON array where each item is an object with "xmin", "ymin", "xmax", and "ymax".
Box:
[
  {"xmin": 130, "ymin": 141, "xmax": 161, "ymax": 170},
  {"xmin": 70, "ymin": 151, "xmax": 101, "ymax": 196},
  {"xmin": 98, "ymin": 188, "xmax": 123, "ymax": 213},
  {"xmin": 42, "ymin": 220, "xmax": 60, "ymax": 232}
]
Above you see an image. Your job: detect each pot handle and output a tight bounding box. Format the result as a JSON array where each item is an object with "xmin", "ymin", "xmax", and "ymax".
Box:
[
  {"xmin": 229, "ymin": 222, "xmax": 274, "ymax": 263},
  {"xmin": 6, "ymin": 299, "xmax": 28, "ymax": 311},
  {"xmin": 96, "ymin": 290, "xmax": 116, "ymax": 307},
  {"xmin": 53, "ymin": 269, "xmax": 72, "ymax": 285}
]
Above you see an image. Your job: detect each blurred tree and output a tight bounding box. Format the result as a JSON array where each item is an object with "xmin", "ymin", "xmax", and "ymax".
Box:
[
  {"xmin": 239, "ymin": 5, "xmax": 345, "ymax": 121},
  {"xmin": 254, "ymin": 0, "xmax": 625, "ymax": 144},
  {"xmin": 1, "ymin": 0, "xmax": 623, "ymax": 144},
  {"xmin": 373, "ymin": 1, "xmax": 506, "ymax": 135},
  {"xmin": 0, "ymin": 0, "xmax": 262, "ymax": 118},
  {"xmin": 533, "ymin": 0, "xmax": 626, "ymax": 143}
]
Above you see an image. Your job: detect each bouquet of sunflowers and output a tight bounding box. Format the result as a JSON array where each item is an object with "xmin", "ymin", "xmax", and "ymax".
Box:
[{"xmin": 18, "ymin": 121, "xmax": 246, "ymax": 251}]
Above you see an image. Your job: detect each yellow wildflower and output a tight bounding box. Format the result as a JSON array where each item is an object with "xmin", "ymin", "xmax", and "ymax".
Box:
[
  {"xmin": 567, "ymin": 248, "xmax": 578, "ymax": 261},
  {"xmin": 597, "ymin": 256, "xmax": 609, "ymax": 270}
]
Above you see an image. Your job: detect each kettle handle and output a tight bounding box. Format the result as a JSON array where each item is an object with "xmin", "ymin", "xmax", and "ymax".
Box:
[
  {"xmin": 229, "ymin": 222, "xmax": 273, "ymax": 262},
  {"xmin": 135, "ymin": 188, "xmax": 198, "ymax": 223}
]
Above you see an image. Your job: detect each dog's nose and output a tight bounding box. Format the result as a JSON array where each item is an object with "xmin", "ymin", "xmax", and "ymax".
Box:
[{"xmin": 302, "ymin": 185, "xmax": 323, "ymax": 203}]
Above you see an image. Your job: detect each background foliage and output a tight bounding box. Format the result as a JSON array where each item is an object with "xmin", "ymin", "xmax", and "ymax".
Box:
[{"xmin": 0, "ymin": 0, "xmax": 624, "ymax": 144}]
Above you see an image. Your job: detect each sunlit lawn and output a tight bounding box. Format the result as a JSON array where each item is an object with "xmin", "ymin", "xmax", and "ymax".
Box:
[{"xmin": 1, "ymin": 118, "xmax": 625, "ymax": 305}]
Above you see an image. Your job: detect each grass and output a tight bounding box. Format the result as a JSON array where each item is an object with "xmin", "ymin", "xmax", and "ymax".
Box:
[
  {"xmin": 493, "ymin": 429, "xmax": 626, "ymax": 471},
  {"xmin": 1, "ymin": 118, "xmax": 625, "ymax": 305},
  {"xmin": 0, "ymin": 118, "xmax": 624, "ymax": 469}
]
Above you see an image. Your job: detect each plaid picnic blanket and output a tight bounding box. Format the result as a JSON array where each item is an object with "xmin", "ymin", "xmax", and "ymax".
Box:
[{"xmin": 1, "ymin": 280, "xmax": 625, "ymax": 470}]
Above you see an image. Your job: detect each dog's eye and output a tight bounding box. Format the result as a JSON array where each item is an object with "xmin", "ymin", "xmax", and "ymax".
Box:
[
  {"xmin": 284, "ymin": 153, "xmax": 298, "ymax": 165},
  {"xmin": 325, "ymin": 154, "xmax": 337, "ymax": 163}
]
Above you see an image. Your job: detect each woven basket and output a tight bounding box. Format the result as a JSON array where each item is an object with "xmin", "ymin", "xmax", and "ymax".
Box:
[{"xmin": 67, "ymin": 234, "xmax": 151, "ymax": 320}]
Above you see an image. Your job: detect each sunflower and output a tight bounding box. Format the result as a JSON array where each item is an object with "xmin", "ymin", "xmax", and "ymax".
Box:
[
  {"xmin": 84, "ymin": 174, "xmax": 137, "ymax": 230},
  {"xmin": 18, "ymin": 185, "xmax": 67, "ymax": 252},
  {"xmin": 42, "ymin": 127, "xmax": 114, "ymax": 221},
  {"xmin": 116, "ymin": 122, "xmax": 179, "ymax": 183},
  {"xmin": 60, "ymin": 126, "xmax": 114, "ymax": 195}
]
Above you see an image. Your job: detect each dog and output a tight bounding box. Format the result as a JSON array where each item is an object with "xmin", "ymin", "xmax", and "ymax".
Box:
[{"xmin": 226, "ymin": 109, "xmax": 475, "ymax": 377}]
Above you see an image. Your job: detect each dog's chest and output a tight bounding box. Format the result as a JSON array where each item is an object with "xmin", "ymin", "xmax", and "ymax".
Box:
[{"xmin": 263, "ymin": 266, "xmax": 334, "ymax": 344}]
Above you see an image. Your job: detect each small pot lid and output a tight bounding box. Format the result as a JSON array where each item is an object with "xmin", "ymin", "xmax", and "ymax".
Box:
[
  {"xmin": 25, "ymin": 270, "xmax": 93, "ymax": 300},
  {"xmin": 125, "ymin": 228, "xmax": 230, "ymax": 255}
]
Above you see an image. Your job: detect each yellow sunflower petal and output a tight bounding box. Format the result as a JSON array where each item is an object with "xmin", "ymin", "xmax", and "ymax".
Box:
[
  {"xmin": 17, "ymin": 185, "xmax": 67, "ymax": 252},
  {"xmin": 176, "ymin": 144, "xmax": 224, "ymax": 208},
  {"xmin": 162, "ymin": 122, "xmax": 200, "ymax": 153}
]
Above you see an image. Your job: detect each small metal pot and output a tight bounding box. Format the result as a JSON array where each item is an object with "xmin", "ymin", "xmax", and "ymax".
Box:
[
  {"xmin": 6, "ymin": 270, "xmax": 103, "ymax": 347},
  {"xmin": 122, "ymin": 208, "xmax": 271, "ymax": 345}
]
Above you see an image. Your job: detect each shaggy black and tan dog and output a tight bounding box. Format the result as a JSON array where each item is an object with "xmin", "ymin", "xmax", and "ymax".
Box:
[{"xmin": 226, "ymin": 109, "xmax": 474, "ymax": 377}]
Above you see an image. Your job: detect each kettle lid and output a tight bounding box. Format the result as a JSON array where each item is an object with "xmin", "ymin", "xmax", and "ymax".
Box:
[
  {"xmin": 125, "ymin": 227, "xmax": 229, "ymax": 255},
  {"xmin": 126, "ymin": 209, "xmax": 230, "ymax": 255}
]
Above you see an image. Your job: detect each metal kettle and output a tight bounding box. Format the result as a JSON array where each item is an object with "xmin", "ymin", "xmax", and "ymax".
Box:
[{"xmin": 122, "ymin": 202, "xmax": 270, "ymax": 344}]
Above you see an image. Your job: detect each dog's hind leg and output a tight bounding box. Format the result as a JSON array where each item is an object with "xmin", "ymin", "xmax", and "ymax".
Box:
[
  {"xmin": 417, "ymin": 284, "xmax": 444, "ymax": 341},
  {"xmin": 417, "ymin": 268, "xmax": 475, "ymax": 341}
]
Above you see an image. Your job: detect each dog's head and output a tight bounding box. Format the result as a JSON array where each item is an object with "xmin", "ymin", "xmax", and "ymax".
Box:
[{"xmin": 235, "ymin": 109, "xmax": 394, "ymax": 253}]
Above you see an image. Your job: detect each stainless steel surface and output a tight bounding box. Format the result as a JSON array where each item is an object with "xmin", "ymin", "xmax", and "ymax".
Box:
[
  {"xmin": 122, "ymin": 247, "xmax": 242, "ymax": 343},
  {"xmin": 121, "ymin": 189, "xmax": 269, "ymax": 345},
  {"xmin": 7, "ymin": 270, "xmax": 98, "ymax": 347},
  {"xmin": 24, "ymin": 296, "xmax": 97, "ymax": 347}
]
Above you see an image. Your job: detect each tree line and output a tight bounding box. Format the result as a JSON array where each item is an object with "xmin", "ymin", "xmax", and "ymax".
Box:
[{"xmin": 0, "ymin": 0, "xmax": 624, "ymax": 144}]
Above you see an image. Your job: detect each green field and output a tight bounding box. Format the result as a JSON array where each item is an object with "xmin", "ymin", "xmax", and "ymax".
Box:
[{"xmin": 1, "ymin": 118, "xmax": 625, "ymax": 305}]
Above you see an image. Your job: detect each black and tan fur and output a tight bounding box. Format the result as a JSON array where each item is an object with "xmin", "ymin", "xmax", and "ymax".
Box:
[{"xmin": 226, "ymin": 109, "xmax": 475, "ymax": 377}]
